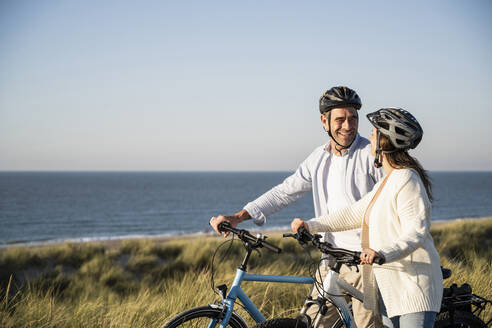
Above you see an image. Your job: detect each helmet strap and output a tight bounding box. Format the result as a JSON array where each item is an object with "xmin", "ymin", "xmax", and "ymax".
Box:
[{"xmin": 374, "ymin": 130, "xmax": 383, "ymax": 168}]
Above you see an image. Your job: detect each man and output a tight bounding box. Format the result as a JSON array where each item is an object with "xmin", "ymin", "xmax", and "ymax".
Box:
[{"xmin": 210, "ymin": 86, "xmax": 383, "ymax": 327}]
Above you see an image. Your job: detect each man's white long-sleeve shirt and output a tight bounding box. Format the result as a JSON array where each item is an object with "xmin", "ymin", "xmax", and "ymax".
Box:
[{"xmin": 244, "ymin": 134, "xmax": 383, "ymax": 251}]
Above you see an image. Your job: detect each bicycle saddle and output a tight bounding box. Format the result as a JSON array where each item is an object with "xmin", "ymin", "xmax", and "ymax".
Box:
[{"xmin": 441, "ymin": 266, "xmax": 452, "ymax": 280}]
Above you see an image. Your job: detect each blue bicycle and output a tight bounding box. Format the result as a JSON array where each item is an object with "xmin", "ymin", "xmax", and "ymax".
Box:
[{"xmin": 162, "ymin": 222, "xmax": 315, "ymax": 328}]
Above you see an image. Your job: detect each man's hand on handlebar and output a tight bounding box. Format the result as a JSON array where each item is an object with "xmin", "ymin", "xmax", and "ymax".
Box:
[
  {"xmin": 291, "ymin": 218, "xmax": 310, "ymax": 233},
  {"xmin": 210, "ymin": 210, "xmax": 251, "ymax": 237}
]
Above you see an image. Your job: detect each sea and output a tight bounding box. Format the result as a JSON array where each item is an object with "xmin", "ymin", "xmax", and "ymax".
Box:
[{"xmin": 1, "ymin": 171, "xmax": 492, "ymax": 248}]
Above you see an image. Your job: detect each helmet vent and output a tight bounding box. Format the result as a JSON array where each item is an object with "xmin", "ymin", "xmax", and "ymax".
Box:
[
  {"xmin": 394, "ymin": 126, "xmax": 408, "ymax": 136},
  {"xmin": 379, "ymin": 122, "xmax": 390, "ymax": 130}
]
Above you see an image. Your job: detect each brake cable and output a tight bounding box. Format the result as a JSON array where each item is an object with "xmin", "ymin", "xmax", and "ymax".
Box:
[{"xmin": 210, "ymin": 234, "xmax": 236, "ymax": 299}]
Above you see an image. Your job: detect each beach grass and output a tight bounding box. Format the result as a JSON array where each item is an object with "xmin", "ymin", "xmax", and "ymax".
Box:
[{"xmin": 1, "ymin": 217, "xmax": 491, "ymax": 327}]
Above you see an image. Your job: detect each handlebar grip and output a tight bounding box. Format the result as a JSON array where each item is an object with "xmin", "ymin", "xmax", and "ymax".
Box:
[
  {"xmin": 262, "ymin": 240, "xmax": 282, "ymax": 254},
  {"xmin": 298, "ymin": 227, "xmax": 314, "ymax": 241},
  {"xmin": 374, "ymin": 256, "xmax": 385, "ymax": 265},
  {"xmin": 218, "ymin": 221, "xmax": 281, "ymax": 253},
  {"xmin": 217, "ymin": 221, "xmax": 232, "ymax": 233},
  {"xmin": 356, "ymin": 251, "xmax": 385, "ymax": 265}
]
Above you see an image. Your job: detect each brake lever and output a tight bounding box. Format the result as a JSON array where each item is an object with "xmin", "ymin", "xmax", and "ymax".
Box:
[{"xmin": 336, "ymin": 255, "xmax": 360, "ymax": 266}]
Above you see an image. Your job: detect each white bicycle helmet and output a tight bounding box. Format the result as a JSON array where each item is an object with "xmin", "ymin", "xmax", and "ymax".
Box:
[{"xmin": 367, "ymin": 107, "xmax": 423, "ymax": 150}]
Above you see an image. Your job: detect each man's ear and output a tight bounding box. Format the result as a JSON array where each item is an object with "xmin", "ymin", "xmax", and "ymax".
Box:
[
  {"xmin": 320, "ymin": 113, "xmax": 328, "ymax": 125},
  {"xmin": 320, "ymin": 113, "xmax": 330, "ymax": 131}
]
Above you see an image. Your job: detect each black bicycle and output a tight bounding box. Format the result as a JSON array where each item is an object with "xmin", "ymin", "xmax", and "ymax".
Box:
[
  {"xmin": 254, "ymin": 228, "xmax": 384, "ymax": 328},
  {"xmin": 254, "ymin": 228, "xmax": 491, "ymax": 328},
  {"xmin": 435, "ymin": 267, "xmax": 491, "ymax": 327}
]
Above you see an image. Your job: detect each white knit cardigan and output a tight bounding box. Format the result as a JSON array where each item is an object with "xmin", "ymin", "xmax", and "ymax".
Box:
[{"xmin": 307, "ymin": 169, "xmax": 443, "ymax": 318}]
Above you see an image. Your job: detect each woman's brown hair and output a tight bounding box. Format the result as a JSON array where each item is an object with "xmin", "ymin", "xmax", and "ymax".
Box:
[{"xmin": 379, "ymin": 134, "xmax": 433, "ymax": 202}]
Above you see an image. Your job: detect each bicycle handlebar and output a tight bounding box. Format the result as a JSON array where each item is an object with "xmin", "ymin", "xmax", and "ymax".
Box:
[
  {"xmin": 217, "ymin": 222, "xmax": 282, "ymax": 254},
  {"xmin": 284, "ymin": 228, "xmax": 385, "ymax": 265}
]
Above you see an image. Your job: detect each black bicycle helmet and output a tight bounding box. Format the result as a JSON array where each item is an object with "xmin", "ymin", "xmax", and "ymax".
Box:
[
  {"xmin": 319, "ymin": 86, "xmax": 362, "ymax": 114},
  {"xmin": 367, "ymin": 107, "xmax": 423, "ymax": 150}
]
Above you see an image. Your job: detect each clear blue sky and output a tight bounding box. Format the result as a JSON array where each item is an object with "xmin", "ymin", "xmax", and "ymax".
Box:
[{"xmin": 1, "ymin": 0, "xmax": 491, "ymax": 171}]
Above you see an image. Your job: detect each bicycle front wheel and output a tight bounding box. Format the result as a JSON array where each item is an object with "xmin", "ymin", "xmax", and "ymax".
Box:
[
  {"xmin": 163, "ymin": 305, "xmax": 248, "ymax": 328},
  {"xmin": 434, "ymin": 310, "xmax": 486, "ymax": 328}
]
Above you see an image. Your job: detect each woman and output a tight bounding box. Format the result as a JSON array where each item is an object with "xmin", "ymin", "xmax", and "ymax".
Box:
[{"xmin": 291, "ymin": 108, "xmax": 443, "ymax": 328}]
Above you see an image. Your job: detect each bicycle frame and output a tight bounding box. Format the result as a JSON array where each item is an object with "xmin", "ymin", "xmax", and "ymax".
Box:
[
  {"xmin": 214, "ymin": 267, "xmax": 314, "ymax": 328},
  {"xmin": 314, "ymin": 269, "xmax": 363, "ymax": 328},
  {"xmin": 215, "ymin": 266, "xmax": 363, "ymax": 328}
]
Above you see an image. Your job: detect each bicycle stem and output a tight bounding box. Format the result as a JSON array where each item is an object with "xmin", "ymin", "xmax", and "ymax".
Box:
[{"xmin": 239, "ymin": 243, "xmax": 254, "ymax": 271}]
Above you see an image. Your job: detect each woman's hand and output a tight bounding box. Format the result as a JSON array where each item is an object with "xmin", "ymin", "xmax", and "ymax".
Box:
[
  {"xmin": 291, "ymin": 218, "xmax": 309, "ymax": 233},
  {"xmin": 360, "ymin": 248, "xmax": 382, "ymax": 265}
]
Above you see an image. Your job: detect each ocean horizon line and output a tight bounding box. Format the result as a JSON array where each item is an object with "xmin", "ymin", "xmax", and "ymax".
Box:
[{"xmin": 2, "ymin": 170, "xmax": 492, "ymax": 173}]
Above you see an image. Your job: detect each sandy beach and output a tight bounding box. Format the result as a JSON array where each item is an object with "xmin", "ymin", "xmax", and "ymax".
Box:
[{"xmin": 2, "ymin": 216, "xmax": 490, "ymax": 253}]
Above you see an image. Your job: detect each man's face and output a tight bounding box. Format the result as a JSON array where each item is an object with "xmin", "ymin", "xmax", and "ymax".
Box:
[{"xmin": 321, "ymin": 107, "xmax": 359, "ymax": 147}]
